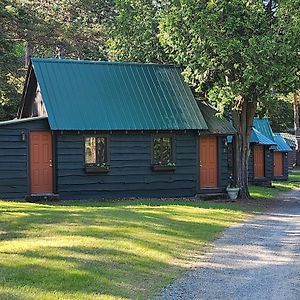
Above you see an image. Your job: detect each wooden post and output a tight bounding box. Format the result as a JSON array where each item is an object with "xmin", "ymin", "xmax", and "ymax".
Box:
[
  {"xmin": 25, "ymin": 41, "xmax": 33, "ymax": 67},
  {"xmin": 293, "ymin": 92, "xmax": 300, "ymax": 148},
  {"xmin": 293, "ymin": 91, "xmax": 300, "ymax": 165}
]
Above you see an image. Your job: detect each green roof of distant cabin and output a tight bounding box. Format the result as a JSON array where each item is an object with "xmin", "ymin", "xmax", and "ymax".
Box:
[
  {"xmin": 250, "ymin": 128, "xmax": 276, "ymax": 145},
  {"xmin": 252, "ymin": 117, "xmax": 275, "ymax": 143},
  {"xmin": 30, "ymin": 58, "xmax": 208, "ymax": 131},
  {"xmin": 278, "ymin": 132, "xmax": 297, "ymax": 148},
  {"xmin": 273, "ymin": 133, "xmax": 292, "ymax": 152}
]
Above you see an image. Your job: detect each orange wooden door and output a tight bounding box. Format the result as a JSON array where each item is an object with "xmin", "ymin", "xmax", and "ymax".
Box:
[
  {"xmin": 274, "ymin": 152, "xmax": 283, "ymax": 177},
  {"xmin": 30, "ymin": 131, "xmax": 53, "ymax": 193},
  {"xmin": 254, "ymin": 145, "xmax": 265, "ymax": 178},
  {"xmin": 199, "ymin": 136, "xmax": 218, "ymax": 188}
]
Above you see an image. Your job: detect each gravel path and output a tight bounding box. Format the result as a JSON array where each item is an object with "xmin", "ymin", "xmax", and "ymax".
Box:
[{"xmin": 154, "ymin": 190, "xmax": 300, "ymax": 300}]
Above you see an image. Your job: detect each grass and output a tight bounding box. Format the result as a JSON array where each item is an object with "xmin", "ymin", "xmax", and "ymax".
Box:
[
  {"xmin": 249, "ymin": 170, "xmax": 300, "ymax": 199},
  {"xmin": 0, "ymin": 199, "xmax": 252, "ymax": 300}
]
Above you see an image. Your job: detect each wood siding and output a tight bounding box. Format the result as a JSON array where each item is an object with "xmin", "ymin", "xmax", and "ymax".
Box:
[
  {"xmin": 56, "ymin": 133, "xmax": 198, "ymax": 199},
  {"xmin": 0, "ymin": 123, "xmax": 231, "ymax": 199},
  {"xmin": 288, "ymin": 150, "xmax": 296, "ymax": 170},
  {"xmin": 0, "ymin": 119, "xmax": 50, "ymax": 198}
]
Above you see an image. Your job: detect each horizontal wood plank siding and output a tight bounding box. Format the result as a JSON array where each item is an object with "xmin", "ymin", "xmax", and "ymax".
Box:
[
  {"xmin": 248, "ymin": 145, "xmax": 254, "ymax": 182},
  {"xmin": 219, "ymin": 137, "xmax": 229, "ymax": 191},
  {"xmin": 0, "ymin": 119, "xmax": 50, "ymax": 198},
  {"xmin": 56, "ymin": 133, "xmax": 197, "ymax": 198}
]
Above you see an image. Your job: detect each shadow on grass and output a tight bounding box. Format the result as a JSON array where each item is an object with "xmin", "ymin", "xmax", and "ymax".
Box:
[{"xmin": 0, "ymin": 199, "xmax": 246, "ymax": 299}]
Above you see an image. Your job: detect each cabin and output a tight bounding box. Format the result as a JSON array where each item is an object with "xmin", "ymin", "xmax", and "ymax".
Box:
[
  {"xmin": 248, "ymin": 118, "xmax": 276, "ymax": 186},
  {"xmin": 278, "ymin": 133, "xmax": 297, "ymax": 169},
  {"xmin": 272, "ymin": 133, "xmax": 292, "ymax": 181},
  {"xmin": 0, "ymin": 58, "xmax": 235, "ymax": 200}
]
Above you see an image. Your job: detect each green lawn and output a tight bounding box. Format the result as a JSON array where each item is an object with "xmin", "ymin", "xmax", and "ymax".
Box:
[
  {"xmin": 0, "ymin": 199, "xmax": 250, "ymax": 300},
  {"xmin": 249, "ymin": 170, "xmax": 300, "ymax": 199}
]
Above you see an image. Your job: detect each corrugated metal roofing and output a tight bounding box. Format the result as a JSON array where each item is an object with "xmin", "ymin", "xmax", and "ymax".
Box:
[
  {"xmin": 250, "ymin": 128, "xmax": 276, "ymax": 145},
  {"xmin": 31, "ymin": 58, "xmax": 208, "ymax": 131},
  {"xmin": 197, "ymin": 102, "xmax": 236, "ymax": 135},
  {"xmin": 278, "ymin": 132, "xmax": 297, "ymax": 148},
  {"xmin": 252, "ymin": 117, "xmax": 275, "ymax": 143},
  {"xmin": 0, "ymin": 116, "xmax": 47, "ymax": 127},
  {"xmin": 274, "ymin": 133, "xmax": 292, "ymax": 152}
]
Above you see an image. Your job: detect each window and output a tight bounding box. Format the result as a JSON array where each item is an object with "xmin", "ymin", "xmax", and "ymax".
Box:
[
  {"xmin": 152, "ymin": 135, "xmax": 175, "ymax": 171},
  {"xmin": 84, "ymin": 136, "xmax": 109, "ymax": 172}
]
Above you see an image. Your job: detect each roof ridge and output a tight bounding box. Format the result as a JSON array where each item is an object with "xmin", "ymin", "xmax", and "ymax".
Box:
[{"xmin": 31, "ymin": 58, "xmax": 180, "ymax": 69}]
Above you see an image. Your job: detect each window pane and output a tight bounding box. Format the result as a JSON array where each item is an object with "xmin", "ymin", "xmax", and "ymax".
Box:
[
  {"xmin": 153, "ymin": 137, "xmax": 172, "ymax": 164},
  {"xmin": 153, "ymin": 138, "xmax": 161, "ymax": 163},
  {"xmin": 162, "ymin": 137, "xmax": 172, "ymax": 162},
  {"xmin": 85, "ymin": 137, "xmax": 96, "ymax": 164},
  {"xmin": 96, "ymin": 137, "xmax": 107, "ymax": 163}
]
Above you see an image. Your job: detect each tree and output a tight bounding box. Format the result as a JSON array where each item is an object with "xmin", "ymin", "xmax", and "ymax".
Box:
[
  {"xmin": 294, "ymin": 92, "xmax": 300, "ymax": 150},
  {"xmin": 159, "ymin": 0, "xmax": 300, "ymax": 198},
  {"xmin": 257, "ymin": 94, "xmax": 293, "ymax": 132},
  {"xmin": 109, "ymin": 0, "xmax": 169, "ymax": 63},
  {"xmin": 0, "ymin": 1, "xmax": 25, "ymax": 119},
  {"xmin": 0, "ymin": 0, "xmax": 115, "ymax": 120}
]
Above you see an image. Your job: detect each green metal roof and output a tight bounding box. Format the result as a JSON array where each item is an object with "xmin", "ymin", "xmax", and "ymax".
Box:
[
  {"xmin": 31, "ymin": 58, "xmax": 208, "ymax": 131},
  {"xmin": 197, "ymin": 102, "xmax": 236, "ymax": 135},
  {"xmin": 274, "ymin": 133, "xmax": 292, "ymax": 152},
  {"xmin": 252, "ymin": 117, "xmax": 275, "ymax": 143},
  {"xmin": 250, "ymin": 128, "xmax": 276, "ymax": 145},
  {"xmin": 278, "ymin": 132, "xmax": 296, "ymax": 148}
]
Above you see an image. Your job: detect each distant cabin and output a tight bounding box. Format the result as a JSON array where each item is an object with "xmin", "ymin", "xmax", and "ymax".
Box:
[
  {"xmin": 0, "ymin": 58, "xmax": 235, "ymax": 200},
  {"xmin": 249, "ymin": 118, "xmax": 291, "ymax": 186}
]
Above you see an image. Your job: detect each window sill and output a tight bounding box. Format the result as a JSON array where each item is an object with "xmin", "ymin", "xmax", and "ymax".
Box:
[
  {"xmin": 84, "ymin": 166, "xmax": 110, "ymax": 174},
  {"xmin": 152, "ymin": 165, "xmax": 176, "ymax": 172}
]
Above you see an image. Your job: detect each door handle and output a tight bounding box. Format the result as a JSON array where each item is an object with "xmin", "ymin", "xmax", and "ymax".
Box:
[{"xmin": 49, "ymin": 159, "xmax": 53, "ymax": 167}]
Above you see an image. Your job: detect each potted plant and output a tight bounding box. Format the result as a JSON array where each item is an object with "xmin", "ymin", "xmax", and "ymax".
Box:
[{"xmin": 226, "ymin": 176, "xmax": 240, "ymax": 201}]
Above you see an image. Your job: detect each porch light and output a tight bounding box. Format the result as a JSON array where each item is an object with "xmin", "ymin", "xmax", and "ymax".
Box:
[{"xmin": 21, "ymin": 131, "xmax": 26, "ymax": 141}]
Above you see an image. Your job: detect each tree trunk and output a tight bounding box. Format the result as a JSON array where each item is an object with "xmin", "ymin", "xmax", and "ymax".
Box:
[
  {"xmin": 232, "ymin": 97, "xmax": 257, "ymax": 200},
  {"xmin": 293, "ymin": 92, "xmax": 300, "ymax": 151},
  {"xmin": 25, "ymin": 41, "xmax": 33, "ymax": 67}
]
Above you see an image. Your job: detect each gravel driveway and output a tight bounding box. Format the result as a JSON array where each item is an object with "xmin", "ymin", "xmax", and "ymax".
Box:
[{"xmin": 154, "ymin": 190, "xmax": 300, "ymax": 300}]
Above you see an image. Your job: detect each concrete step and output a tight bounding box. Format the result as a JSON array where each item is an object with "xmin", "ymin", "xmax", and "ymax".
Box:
[
  {"xmin": 25, "ymin": 193, "xmax": 60, "ymax": 202},
  {"xmin": 196, "ymin": 193, "xmax": 227, "ymax": 200}
]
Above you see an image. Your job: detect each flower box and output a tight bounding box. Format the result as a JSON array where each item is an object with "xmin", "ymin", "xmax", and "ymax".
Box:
[
  {"xmin": 84, "ymin": 166, "xmax": 110, "ymax": 174},
  {"xmin": 152, "ymin": 164, "xmax": 176, "ymax": 172}
]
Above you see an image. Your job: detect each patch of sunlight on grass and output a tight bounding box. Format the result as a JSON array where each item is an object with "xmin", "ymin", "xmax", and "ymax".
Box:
[
  {"xmin": 0, "ymin": 199, "xmax": 250, "ymax": 300},
  {"xmin": 288, "ymin": 170, "xmax": 300, "ymax": 182},
  {"xmin": 249, "ymin": 185, "xmax": 279, "ymax": 199},
  {"xmin": 0, "ymin": 286, "xmax": 126, "ymax": 300},
  {"xmin": 250, "ymin": 172, "xmax": 300, "ymax": 199}
]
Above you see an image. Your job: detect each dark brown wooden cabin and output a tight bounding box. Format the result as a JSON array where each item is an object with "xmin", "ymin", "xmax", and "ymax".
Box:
[{"xmin": 0, "ymin": 58, "xmax": 235, "ymax": 200}]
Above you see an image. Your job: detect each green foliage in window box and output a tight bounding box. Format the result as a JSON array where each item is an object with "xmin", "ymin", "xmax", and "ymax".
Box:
[
  {"xmin": 152, "ymin": 161, "xmax": 176, "ymax": 172},
  {"xmin": 84, "ymin": 162, "xmax": 110, "ymax": 174}
]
